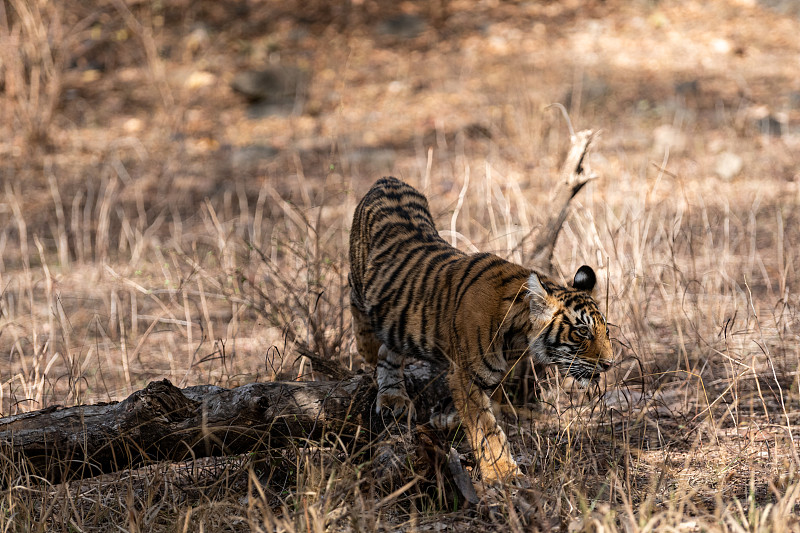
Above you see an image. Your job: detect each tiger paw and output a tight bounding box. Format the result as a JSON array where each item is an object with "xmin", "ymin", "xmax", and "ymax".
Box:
[
  {"xmin": 376, "ymin": 389, "xmax": 417, "ymax": 422},
  {"xmin": 479, "ymin": 456, "xmax": 524, "ymax": 485},
  {"xmin": 428, "ymin": 408, "xmax": 460, "ymax": 432}
]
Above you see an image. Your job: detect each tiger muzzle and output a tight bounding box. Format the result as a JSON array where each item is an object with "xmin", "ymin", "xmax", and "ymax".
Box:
[{"xmin": 597, "ymin": 359, "xmax": 613, "ymax": 371}]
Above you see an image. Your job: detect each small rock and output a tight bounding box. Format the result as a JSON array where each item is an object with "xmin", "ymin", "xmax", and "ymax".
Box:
[
  {"xmin": 715, "ymin": 152, "xmax": 743, "ymax": 181},
  {"xmin": 743, "ymin": 105, "xmax": 785, "ymax": 137},
  {"xmin": 674, "ymin": 79, "xmax": 699, "ymax": 97},
  {"xmin": 184, "ymin": 70, "xmax": 216, "ymax": 89},
  {"xmin": 122, "ymin": 117, "xmax": 144, "ymax": 134},
  {"xmin": 463, "ymin": 123, "xmax": 492, "ymax": 140},
  {"xmin": 231, "ymin": 66, "xmax": 308, "ymax": 103},
  {"xmin": 376, "ymin": 14, "xmax": 427, "ymax": 39},
  {"xmin": 184, "ymin": 26, "xmax": 210, "ymax": 55},
  {"xmin": 81, "ymin": 69, "xmax": 101, "ymax": 83},
  {"xmin": 563, "ymin": 76, "xmax": 610, "ymax": 110},
  {"xmin": 123, "ymin": 118, "xmax": 143, "ymax": 133},
  {"xmin": 755, "ymin": 115, "xmax": 783, "ymax": 137},
  {"xmin": 345, "ymin": 147, "xmax": 396, "ymax": 170},
  {"xmin": 231, "ymin": 144, "xmax": 278, "ymax": 171},
  {"xmin": 653, "ymin": 124, "xmax": 687, "ymax": 154},
  {"xmin": 710, "ymin": 38, "xmax": 732, "ymax": 54},
  {"xmin": 245, "ymin": 101, "xmax": 298, "ymax": 119}
]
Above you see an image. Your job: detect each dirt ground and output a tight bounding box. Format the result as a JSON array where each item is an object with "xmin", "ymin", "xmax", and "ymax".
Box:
[{"xmin": 1, "ymin": 0, "xmax": 800, "ymax": 531}]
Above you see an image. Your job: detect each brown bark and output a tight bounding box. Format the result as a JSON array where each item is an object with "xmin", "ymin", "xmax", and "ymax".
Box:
[
  {"xmin": 531, "ymin": 129, "xmax": 598, "ymax": 273},
  {"xmin": 0, "ymin": 376, "xmax": 376, "ymax": 485},
  {"xmin": 0, "ymin": 361, "xmax": 450, "ymax": 486}
]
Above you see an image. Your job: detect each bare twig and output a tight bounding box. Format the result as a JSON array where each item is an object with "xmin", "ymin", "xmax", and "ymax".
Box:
[{"xmin": 530, "ymin": 129, "xmax": 599, "ymax": 273}]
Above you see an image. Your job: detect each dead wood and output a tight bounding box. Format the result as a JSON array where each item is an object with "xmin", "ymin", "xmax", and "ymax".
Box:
[
  {"xmin": 531, "ymin": 129, "xmax": 598, "ymax": 273},
  {"xmin": 0, "ymin": 376, "xmax": 377, "ymax": 484},
  {"xmin": 0, "ymin": 361, "xmax": 449, "ymax": 485},
  {"xmin": 447, "ymin": 447, "xmax": 480, "ymax": 505}
]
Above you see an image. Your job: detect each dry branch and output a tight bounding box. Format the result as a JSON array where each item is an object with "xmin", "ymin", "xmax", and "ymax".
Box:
[
  {"xmin": 0, "ymin": 377, "xmax": 376, "ymax": 485},
  {"xmin": 0, "ymin": 361, "xmax": 450, "ymax": 486},
  {"xmin": 531, "ymin": 129, "xmax": 598, "ymax": 272}
]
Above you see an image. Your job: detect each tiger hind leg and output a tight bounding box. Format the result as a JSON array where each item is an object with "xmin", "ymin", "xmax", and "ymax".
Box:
[
  {"xmin": 376, "ymin": 344, "xmax": 416, "ymax": 421},
  {"xmin": 350, "ymin": 297, "xmax": 415, "ymax": 420},
  {"xmin": 350, "ymin": 297, "xmax": 382, "ymax": 366},
  {"xmin": 449, "ymin": 367, "xmax": 520, "ymax": 483}
]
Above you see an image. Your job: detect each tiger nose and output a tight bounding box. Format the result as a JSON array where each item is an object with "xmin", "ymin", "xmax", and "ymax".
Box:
[{"xmin": 597, "ymin": 359, "xmax": 613, "ymax": 371}]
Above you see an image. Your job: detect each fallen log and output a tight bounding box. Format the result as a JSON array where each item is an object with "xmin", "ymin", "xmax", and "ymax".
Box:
[
  {"xmin": 0, "ymin": 375, "xmax": 376, "ymax": 485},
  {"xmin": 0, "ymin": 361, "xmax": 450, "ymax": 486}
]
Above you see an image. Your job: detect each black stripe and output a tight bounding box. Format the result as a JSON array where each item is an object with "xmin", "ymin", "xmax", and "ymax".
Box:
[
  {"xmin": 433, "ymin": 254, "xmax": 460, "ymax": 350},
  {"xmin": 373, "ymin": 246, "xmax": 455, "ymax": 348},
  {"xmin": 450, "ymin": 254, "xmax": 492, "ymax": 307},
  {"xmin": 551, "ymin": 316, "xmax": 565, "ymax": 344},
  {"xmin": 392, "ymin": 253, "xmax": 429, "ymax": 346},
  {"xmin": 454, "ymin": 255, "xmax": 506, "ymax": 310},
  {"xmin": 371, "ymin": 220, "xmax": 422, "ymax": 247},
  {"xmin": 367, "ymin": 200, "xmax": 431, "ymax": 220},
  {"xmin": 387, "ymin": 319, "xmax": 400, "ymax": 352},
  {"xmin": 538, "ymin": 317, "xmax": 555, "ymax": 344},
  {"xmin": 400, "ymin": 248, "xmax": 457, "ymax": 349},
  {"xmin": 470, "ymin": 374, "xmax": 490, "ymax": 389},
  {"xmin": 369, "ymin": 242, "xmax": 441, "ymax": 302},
  {"xmin": 377, "ymin": 358, "xmax": 402, "ymax": 369},
  {"xmin": 365, "ymin": 202, "xmax": 432, "ymax": 223},
  {"xmin": 497, "ymin": 272, "xmax": 526, "ymax": 287},
  {"xmin": 481, "ymin": 356, "xmax": 505, "ymax": 376},
  {"xmin": 376, "ymin": 242, "xmax": 440, "ymax": 305}
]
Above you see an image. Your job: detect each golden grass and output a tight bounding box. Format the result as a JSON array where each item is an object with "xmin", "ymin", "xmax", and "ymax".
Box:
[{"xmin": 0, "ymin": 0, "xmax": 799, "ymax": 531}]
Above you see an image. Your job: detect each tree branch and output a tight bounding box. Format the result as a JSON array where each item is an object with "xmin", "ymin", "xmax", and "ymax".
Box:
[
  {"xmin": 0, "ymin": 360, "xmax": 450, "ymax": 486},
  {"xmin": 0, "ymin": 377, "xmax": 376, "ymax": 485},
  {"xmin": 531, "ymin": 129, "xmax": 599, "ymax": 273}
]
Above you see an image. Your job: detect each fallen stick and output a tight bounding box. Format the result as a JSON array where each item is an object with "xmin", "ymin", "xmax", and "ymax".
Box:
[{"xmin": 0, "ymin": 376, "xmax": 376, "ymax": 485}]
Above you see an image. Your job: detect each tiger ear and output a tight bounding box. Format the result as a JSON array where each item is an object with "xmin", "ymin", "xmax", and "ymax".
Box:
[
  {"xmin": 572, "ymin": 265, "xmax": 596, "ymax": 292},
  {"xmin": 527, "ymin": 272, "xmax": 554, "ymax": 318}
]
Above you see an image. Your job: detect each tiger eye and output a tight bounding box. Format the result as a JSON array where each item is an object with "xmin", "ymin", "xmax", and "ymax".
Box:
[{"xmin": 577, "ymin": 325, "xmax": 594, "ymax": 340}]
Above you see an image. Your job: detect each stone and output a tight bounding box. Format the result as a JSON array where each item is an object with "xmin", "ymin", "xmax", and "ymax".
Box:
[
  {"xmin": 755, "ymin": 115, "xmax": 783, "ymax": 137},
  {"xmin": 715, "ymin": 151, "xmax": 743, "ymax": 181},
  {"xmin": 231, "ymin": 144, "xmax": 279, "ymax": 171},
  {"xmin": 376, "ymin": 14, "xmax": 427, "ymax": 39},
  {"xmin": 653, "ymin": 124, "xmax": 687, "ymax": 154},
  {"xmin": 185, "ymin": 71, "xmax": 216, "ymax": 89},
  {"xmin": 231, "ymin": 66, "xmax": 308, "ymax": 103}
]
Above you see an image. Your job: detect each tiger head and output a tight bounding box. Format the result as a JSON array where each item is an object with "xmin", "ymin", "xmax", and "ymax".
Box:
[{"xmin": 527, "ymin": 265, "xmax": 614, "ymax": 385}]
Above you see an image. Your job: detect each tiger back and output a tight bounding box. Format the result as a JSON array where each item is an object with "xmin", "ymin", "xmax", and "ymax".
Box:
[{"xmin": 349, "ymin": 176, "xmax": 613, "ymax": 482}]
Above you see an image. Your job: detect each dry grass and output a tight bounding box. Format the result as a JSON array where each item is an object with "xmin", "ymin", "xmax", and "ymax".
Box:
[{"xmin": 1, "ymin": 0, "xmax": 799, "ymax": 531}]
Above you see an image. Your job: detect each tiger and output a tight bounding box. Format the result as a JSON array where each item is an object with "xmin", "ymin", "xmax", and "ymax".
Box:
[{"xmin": 348, "ymin": 176, "xmax": 613, "ymax": 482}]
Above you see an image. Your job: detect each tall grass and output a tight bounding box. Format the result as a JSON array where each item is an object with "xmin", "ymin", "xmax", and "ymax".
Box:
[
  {"xmin": 1, "ymin": 126, "xmax": 796, "ymax": 530},
  {"xmin": 0, "ymin": 0, "xmax": 798, "ymax": 531}
]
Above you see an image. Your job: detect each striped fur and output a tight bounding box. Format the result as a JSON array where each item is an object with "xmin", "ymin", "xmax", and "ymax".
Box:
[{"xmin": 349, "ymin": 177, "xmax": 613, "ymax": 482}]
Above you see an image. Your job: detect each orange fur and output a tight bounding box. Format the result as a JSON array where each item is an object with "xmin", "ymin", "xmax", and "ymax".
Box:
[{"xmin": 349, "ymin": 177, "xmax": 613, "ymax": 482}]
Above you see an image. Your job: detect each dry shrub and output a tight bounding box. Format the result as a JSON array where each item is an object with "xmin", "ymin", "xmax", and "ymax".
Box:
[{"xmin": 0, "ymin": 0, "xmax": 68, "ymax": 148}]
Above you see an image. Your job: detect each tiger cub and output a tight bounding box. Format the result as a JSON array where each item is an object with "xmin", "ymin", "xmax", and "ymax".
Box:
[{"xmin": 349, "ymin": 177, "xmax": 613, "ymax": 482}]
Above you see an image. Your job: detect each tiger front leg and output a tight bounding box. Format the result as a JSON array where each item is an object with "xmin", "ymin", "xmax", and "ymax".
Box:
[
  {"xmin": 376, "ymin": 345, "xmax": 416, "ymax": 421},
  {"xmin": 449, "ymin": 367, "xmax": 521, "ymax": 483}
]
